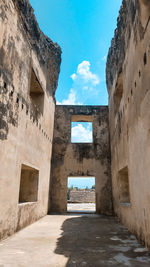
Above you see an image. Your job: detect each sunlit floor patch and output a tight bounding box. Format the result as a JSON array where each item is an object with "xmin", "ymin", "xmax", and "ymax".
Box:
[
  {"xmin": 0, "ymin": 214, "xmax": 150, "ymax": 266},
  {"xmin": 67, "ymin": 203, "xmax": 96, "ymax": 213}
]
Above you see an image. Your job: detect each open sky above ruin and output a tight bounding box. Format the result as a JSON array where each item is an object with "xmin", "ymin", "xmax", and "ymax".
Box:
[
  {"xmin": 29, "ymin": 0, "xmax": 122, "ymax": 187},
  {"xmin": 30, "ymin": 0, "xmax": 122, "ymax": 106}
]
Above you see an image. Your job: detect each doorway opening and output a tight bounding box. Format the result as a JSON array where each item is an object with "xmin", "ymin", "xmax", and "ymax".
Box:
[{"xmin": 67, "ymin": 177, "xmax": 96, "ymax": 213}]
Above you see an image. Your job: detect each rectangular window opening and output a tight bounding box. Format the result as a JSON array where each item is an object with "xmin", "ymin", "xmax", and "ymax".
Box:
[
  {"xmin": 114, "ymin": 71, "xmax": 123, "ymax": 114},
  {"xmin": 19, "ymin": 164, "xmax": 39, "ymax": 204},
  {"xmin": 71, "ymin": 122, "xmax": 93, "ymax": 143},
  {"xmin": 119, "ymin": 166, "xmax": 130, "ymax": 205},
  {"xmin": 67, "ymin": 177, "xmax": 96, "ymax": 213},
  {"xmin": 30, "ymin": 69, "xmax": 44, "ymax": 117}
]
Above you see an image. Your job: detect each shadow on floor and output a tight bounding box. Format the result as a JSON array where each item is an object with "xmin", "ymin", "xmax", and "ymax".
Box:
[{"xmin": 54, "ymin": 214, "xmax": 150, "ymax": 267}]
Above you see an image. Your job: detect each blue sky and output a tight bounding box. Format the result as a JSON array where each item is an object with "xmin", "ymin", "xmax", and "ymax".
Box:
[
  {"xmin": 30, "ymin": 0, "xmax": 122, "ymax": 106},
  {"xmin": 29, "ymin": 0, "xmax": 122, "ymax": 187},
  {"xmin": 68, "ymin": 177, "xmax": 95, "ymax": 189}
]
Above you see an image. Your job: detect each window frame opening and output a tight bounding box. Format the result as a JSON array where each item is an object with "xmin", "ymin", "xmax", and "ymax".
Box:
[
  {"xmin": 71, "ymin": 115, "xmax": 93, "ymax": 144},
  {"xmin": 29, "ymin": 69, "xmax": 44, "ymax": 117},
  {"xmin": 114, "ymin": 71, "xmax": 123, "ymax": 115},
  {"xmin": 119, "ymin": 166, "xmax": 131, "ymax": 206},
  {"xmin": 19, "ymin": 164, "xmax": 39, "ymax": 204},
  {"xmin": 67, "ymin": 176, "xmax": 96, "ymax": 213}
]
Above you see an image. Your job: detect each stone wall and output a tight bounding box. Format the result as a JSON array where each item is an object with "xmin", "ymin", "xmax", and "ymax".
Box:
[
  {"xmin": 0, "ymin": 0, "xmax": 61, "ymax": 240},
  {"xmin": 106, "ymin": 0, "xmax": 150, "ymax": 247},
  {"xmin": 69, "ymin": 190, "xmax": 95, "ymax": 203},
  {"xmin": 49, "ymin": 105, "xmax": 112, "ymax": 215}
]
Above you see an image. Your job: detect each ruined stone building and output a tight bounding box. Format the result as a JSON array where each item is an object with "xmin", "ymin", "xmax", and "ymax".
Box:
[
  {"xmin": 49, "ymin": 105, "xmax": 112, "ymax": 215},
  {"xmin": 1, "ymin": 0, "xmax": 150, "ymax": 250},
  {"xmin": 0, "ymin": 0, "xmax": 61, "ymax": 239},
  {"xmin": 106, "ymin": 0, "xmax": 150, "ymax": 248},
  {"xmin": 69, "ymin": 189, "xmax": 96, "ymax": 204}
]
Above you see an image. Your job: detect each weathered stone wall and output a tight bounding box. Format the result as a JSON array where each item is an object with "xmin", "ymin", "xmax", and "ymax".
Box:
[
  {"xmin": 69, "ymin": 190, "xmax": 95, "ymax": 203},
  {"xmin": 0, "ymin": 0, "xmax": 61, "ymax": 240},
  {"xmin": 106, "ymin": 0, "xmax": 150, "ymax": 247},
  {"xmin": 49, "ymin": 105, "xmax": 112, "ymax": 215}
]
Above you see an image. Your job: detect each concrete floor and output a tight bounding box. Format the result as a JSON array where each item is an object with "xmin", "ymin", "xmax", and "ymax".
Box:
[
  {"xmin": 0, "ymin": 215, "xmax": 150, "ymax": 266},
  {"xmin": 67, "ymin": 203, "xmax": 96, "ymax": 213}
]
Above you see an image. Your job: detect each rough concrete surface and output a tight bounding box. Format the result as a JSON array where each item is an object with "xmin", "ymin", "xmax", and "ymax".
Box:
[{"xmin": 0, "ymin": 214, "xmax": 150, "ymax": 267}]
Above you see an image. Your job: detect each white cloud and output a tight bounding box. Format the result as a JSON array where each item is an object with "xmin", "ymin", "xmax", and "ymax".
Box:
[
  {"xmin": 70, "ymin": 73, "xmax": 77, "ymax": 81},
  {"xmin": 71, "ymin": 61, "xmax": 100, "ymax": 86},
  {"xmin": 71, "ymin": 123, "xmax": 93, "ymax": 143},
  {"xmin": 57, "ymin": 61, "xmax": 100, "ymax": 105},
  {"xmin": 102, "ymin": 56, "xmax": 106, "ymax": 61},
  {"xmin": 57, "ymin": 89, "xmax": 82, "ymax": 105}
]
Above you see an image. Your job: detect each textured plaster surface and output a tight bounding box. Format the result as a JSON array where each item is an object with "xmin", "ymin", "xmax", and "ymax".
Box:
[
  {"xmin": 106, "ymin": 0, "xmax": 150, "ymax": 248},
  {"xmin": 0, "ymin": 0, "xmax": 61, "ymax": 240},
  {"xmin": 49, "ymin": 105, "xmax": 112, "ymax": 215}
]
